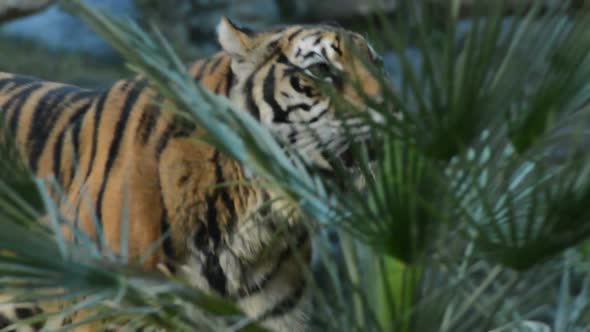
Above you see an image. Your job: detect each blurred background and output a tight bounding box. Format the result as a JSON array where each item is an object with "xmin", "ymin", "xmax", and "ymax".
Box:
[{"xmin": 1, "ymin": 0, "xmax": 580, "ymax": 89}]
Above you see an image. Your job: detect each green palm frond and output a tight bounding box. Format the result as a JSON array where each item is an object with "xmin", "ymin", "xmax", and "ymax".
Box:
[
  {"xmin": 0, "ymin": 221, "xmax": 262, "ymax": 332},
  {"xmin": 58, "ymin": 0, "xmax": 338, "ymax": 227},
  {"xmin": 2, "ymin": 0, "xmax": 590, "ymax": 331},
  {"xmin": 53, "ymin": 0, "xmax": 590, "ymax": 273},
  {"xmin": 0, "ymin": 134, "xmax": 263, "ymax": 332},
  {"xmin": 0, "ymin": 121, "xmax": 43, "ymax": 224},
  {"xmin": 362, "ymin": 0, "xmax": 590, "ymax": 268}
]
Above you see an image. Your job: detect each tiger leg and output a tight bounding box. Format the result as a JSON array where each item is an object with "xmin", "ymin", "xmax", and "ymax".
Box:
[
  {"xmin": 226, "ymin": 216, "xmax": 313, "ymax": 332},
  {"xmin": 158, "ymin": 139, "xmax": 314, "ymax": 331}
]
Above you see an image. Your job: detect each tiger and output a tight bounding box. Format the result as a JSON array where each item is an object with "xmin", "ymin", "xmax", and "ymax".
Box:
[{"xmin": 0, "ymin": 17, "xmax": 387, "ymax": 332}]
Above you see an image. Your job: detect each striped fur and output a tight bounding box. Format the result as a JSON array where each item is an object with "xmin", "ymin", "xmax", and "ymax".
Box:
[{"xmin": 0, "ymin": 17, "xmax": 385, "ymax": 332}]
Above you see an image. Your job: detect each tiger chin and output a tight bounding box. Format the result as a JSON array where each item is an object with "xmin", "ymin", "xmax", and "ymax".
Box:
[{"xmin": 0, "ymin": 16, "xmax": 387, "ymax": 332}]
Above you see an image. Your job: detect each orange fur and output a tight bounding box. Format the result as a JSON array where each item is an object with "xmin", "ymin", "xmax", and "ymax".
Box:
[{"xmin": 0, "ymin": 17, "xmax": 386, "ymax": 331}]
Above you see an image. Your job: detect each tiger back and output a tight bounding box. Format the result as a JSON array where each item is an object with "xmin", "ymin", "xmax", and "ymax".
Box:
[{"xmin": 0, "ymin": 17, "xmax": 387, "ymax": 332}]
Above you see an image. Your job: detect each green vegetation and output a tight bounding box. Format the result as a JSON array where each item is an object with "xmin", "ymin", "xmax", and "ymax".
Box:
[
  {"xmin": 1, "ymin": 0, "xmax": 590, "ymax": 331},
  {"xmin": 0, "ymin": 34, "xmax": 128, "ymax": 87}
]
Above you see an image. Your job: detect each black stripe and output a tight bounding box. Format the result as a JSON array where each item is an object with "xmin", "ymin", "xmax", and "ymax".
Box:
[
  {"xmin": 75, "ymin": 91, "xmax": 108, "ymax": 232},
  {"xmin": 159, "ymin": 196, "xmax": 176, "ymax": 273},
  {"xmin": 277, "ymin": 53, "xmax": 294, "ymax": 66},
  {"xmin": 70, "ymin": 90, "xmax": 100, "ymax": 103},
  {"xmin": 244, "ymin": 71, "xmax": 260, "ymax": 120},
  {"xmin": 295, "ymin": 47, "xmax": 302, "ymax": 58},
  {"xmin": 290, "ymin": 76, "xmax": 303, "ymax": 92},
  {"xmin": 193, "ymin": 224, "xmax": 208, "ymax": 249},
  {"xmin": 193, "ymin": 59, "xmax": 211, "ymax": 81},
  {"xmin": 225, "ymin": 68, "xmax": 235, "ymax": 97},
  {"xmin": 69, "ymin": 107, "xmax": 86, "ymax": 186},
  {"xmin": 137, "ymin": 95, "xmax": 164, "ymax": 144},
  {"xmin": 154, "ymin": 116, "xmax": 180, "ymax": 274},
  {"xmin": 303, "ymin": 31, "xmax": 323, "ymax": 40},
  {"xmin": 15, "ymin": 307, "xmax": 44, "ymax": 330},
  {"xmin": 331, "ymin": 44, "xmax": 343, "ymax": 56},
  {"xmin": 199, "ymin": 151, "xmax": 228, "ymax": 295},
  {"xmin": 139, "ymin": 107, "xmax": 161, "ymax": 144},
  {"xmin": 268, "ymin": 40, "xmax": 279, "ymax": 51},
  {"xmin": 263, "ymin": 65, "xmax": 290, "ymax": 123},
  {"xmin": 209, "ymin": 56, "xmax": 224, "ymax": 74},
  {"xmin": 155, "ymin": 122, "xmax": 176, "ymax": 158},
  {"xmin": 70, "ymin": 90, "xmax": 104, "ymax": 238},
  {"xmin": 95, "ymin": 80, "xmax": 148, "ymax": 230},
  {"xmin": 0, "ymin": 76, "xmax": 16, "ymax": 91},
  {"xmin": 27, "ymin": 85, "xmax": 80, "ymax": 172},
  {"xmin": 203, "ymin": 250, "xmax": 227, "ymax": 295},
  {"xmin": 287, "ymin": 28, "xmax": 304, "ymax": 42},
  {"xmin": 15, "ymin": 306, "xmax": 44, "ymax": 330},
  {"xmin": 154, "ymin": 116, "xmax": 195, "ymax": 158},
  {"xmin": 259, "ymin": 281, "xmax": 307, "ymax": 319},
  {"xmin": 0, "ymin": 313, "xmax": 10, "ymax": 328},
  {"xmin": 308, "ymin": 108, "xmax": 328, "ymax": 123},
  {"xmin": 151, "ymin": 118, "xmax": 195, "ymax": 272},
  {"xmin": 321, "ymin": 47, "xmax": 329, "ymax": 60},
  {"xmin": 303, "ymin": 51, "xmax": 318, "ymax": 60},
  {"xmin": 83, "ymin": 91, "xmax": 108, "ymax": 182},
  {"xmin": 3, "ymin": 83, "xmax": 44, "ymax": 135},
  {"xmin": 237, "ymin": 230, "xmax": 308, "ymax": 298},
  {"xmin": 0, "ymin": 75, "xmax": 38, "ymax": 93},
  {"xmin": 285, "ymin": 103, "xmax": 313, "ymax": 113},
  {"xmin": 53, "ymin": 101, "xmax": 92, "ymax": 188},
  {"xmin": 53, "ymin": 127, "xmax": 67, "ymax": 186},
  {"xmin": 290, "ymin": 76, "xmax": 317, "ymax": 98},
  {"xmin": 277, "ymin": 53, "xmax": 290, "ymax": 64}
]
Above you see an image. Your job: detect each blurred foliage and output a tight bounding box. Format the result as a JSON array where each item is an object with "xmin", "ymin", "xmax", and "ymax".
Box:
[
  {"xmin": 2, "ymin": 0, "xmax": 590, "ymax": 332},
  {"xmin": 133, "ymin": 0, "xmax": 280, "ymax": 61},
  {"xmin": 0, "ymin": 34, "xmax": 128, "ymax": 88}
]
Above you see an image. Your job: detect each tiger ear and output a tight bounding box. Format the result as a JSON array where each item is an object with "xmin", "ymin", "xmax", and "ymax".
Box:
[{"xmin": 217, "ymin": 17, "xmax": 255, "ymax": 59}]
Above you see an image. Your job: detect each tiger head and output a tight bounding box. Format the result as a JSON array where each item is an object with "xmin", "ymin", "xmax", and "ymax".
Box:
[{"xmin": 217, "ymin": 18, "xmax": 390, "ymax": 167}]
